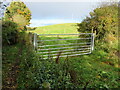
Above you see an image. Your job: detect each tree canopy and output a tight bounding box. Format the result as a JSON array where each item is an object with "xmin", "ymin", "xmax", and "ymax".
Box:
[
  {"xmin": 4, "ymin": 1, "xmax": 31, "ymax": 30},
  {"xmin": 77, "ymin": 3, "xmax": 118, "ymax": 41}
]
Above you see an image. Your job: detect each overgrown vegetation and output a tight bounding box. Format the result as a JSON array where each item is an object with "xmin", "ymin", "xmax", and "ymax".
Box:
[
  {"xmin": 2, "ymin": 0, "xmax": 34, "ymax": 89},
  {"xmin": 2, "ymin": 20, "xmax": 18, "ymax": 45},
  {"xmin": 25, "ymin": 36, "xmax": 119, "ymax": 88},
  {"xmin": 77, "ymin": 2, "xmax": 119, "ymax": 67},
  {"xmin": 3, "ymin": 43, "xmax": 119, "ymax": 88},
  {"xmin": 2, "ymin": 0, "xmax": 119, "ymax": 89}
]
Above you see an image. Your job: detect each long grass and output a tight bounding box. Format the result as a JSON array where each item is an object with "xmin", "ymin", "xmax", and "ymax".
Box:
[{"xmin": 27, "ymin": 23, "xmax": 119, "ymax": 88}]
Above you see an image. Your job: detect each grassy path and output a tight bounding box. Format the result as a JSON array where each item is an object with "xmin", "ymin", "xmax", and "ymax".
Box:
[
  {"xmin": 6, "ymin": 48, "xmax": 22, "ymax": 88},
  {"xmin": 2, "ymin": 44, "xmax": 23, "ymax": 89}
]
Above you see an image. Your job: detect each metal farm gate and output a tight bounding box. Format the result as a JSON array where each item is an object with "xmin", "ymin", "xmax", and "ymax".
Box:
[{"xmin": 33, "ymin": 33, "xmax": 94, "ymax": 59}]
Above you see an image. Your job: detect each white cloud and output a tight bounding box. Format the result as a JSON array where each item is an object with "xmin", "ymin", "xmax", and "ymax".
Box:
[{"xmin": 30, "ymin": 19, "xmax": 80, "ymax": 27}]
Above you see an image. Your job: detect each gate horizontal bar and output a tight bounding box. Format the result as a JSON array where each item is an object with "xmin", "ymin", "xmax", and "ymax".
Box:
[
  {"xmin": 37, "ymin": 33, "xmax": 93, "ymax": 36},
  {"xmin": 42, "ymin": 52, "xmax": 91, "ymax": 59},
  {"xmin": 38, "ymin": 38, "xmax": 91, "ymax": 42},
  {"xmin": 38, "ymin": 45, "xmax": 91, "ymax": 51},
  {"xmin": 38, "ymin": 43, "xmax": 91, "ymax": 47},
  {"xmin": 37, "ymin": 48, "xmax": 91, "ymax": 54},
  {"xmin": 40, "ymin": 50, "xmax": 90, "ymax": 57}
]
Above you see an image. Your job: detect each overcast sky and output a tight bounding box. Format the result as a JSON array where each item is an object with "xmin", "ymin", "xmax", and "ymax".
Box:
[{"xmin": 20, "ymin": 0, "xmax": 115, "ymax": 27}]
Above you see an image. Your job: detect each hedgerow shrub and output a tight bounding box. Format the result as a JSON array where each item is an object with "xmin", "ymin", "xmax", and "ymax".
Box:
[{"xmin": 2, "ymin": 20, "xmax": 18, "ymax": 45}]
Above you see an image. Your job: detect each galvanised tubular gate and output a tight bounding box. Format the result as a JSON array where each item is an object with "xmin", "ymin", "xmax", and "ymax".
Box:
[{"xmin": 33, "ymin": 33, "xmax": 94, "ymax": 59}]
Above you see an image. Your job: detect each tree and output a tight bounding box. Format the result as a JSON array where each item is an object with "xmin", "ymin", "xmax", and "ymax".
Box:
[
  {"xmin": 2, "ymin": 0, "xmax": 32, "ymax": 45},
  {"xmin": 4, "ymin": 1, "xmax": 31, "ymax": 30},
  {"xmin": 78, "ymin": 2, "xmax": 118, "ymax": 41}
]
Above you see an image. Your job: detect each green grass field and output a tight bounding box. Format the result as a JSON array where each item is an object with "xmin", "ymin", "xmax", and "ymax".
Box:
[{"xmin": 29, "ymin": 23, "xmax": 79, "ymax": 34}]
